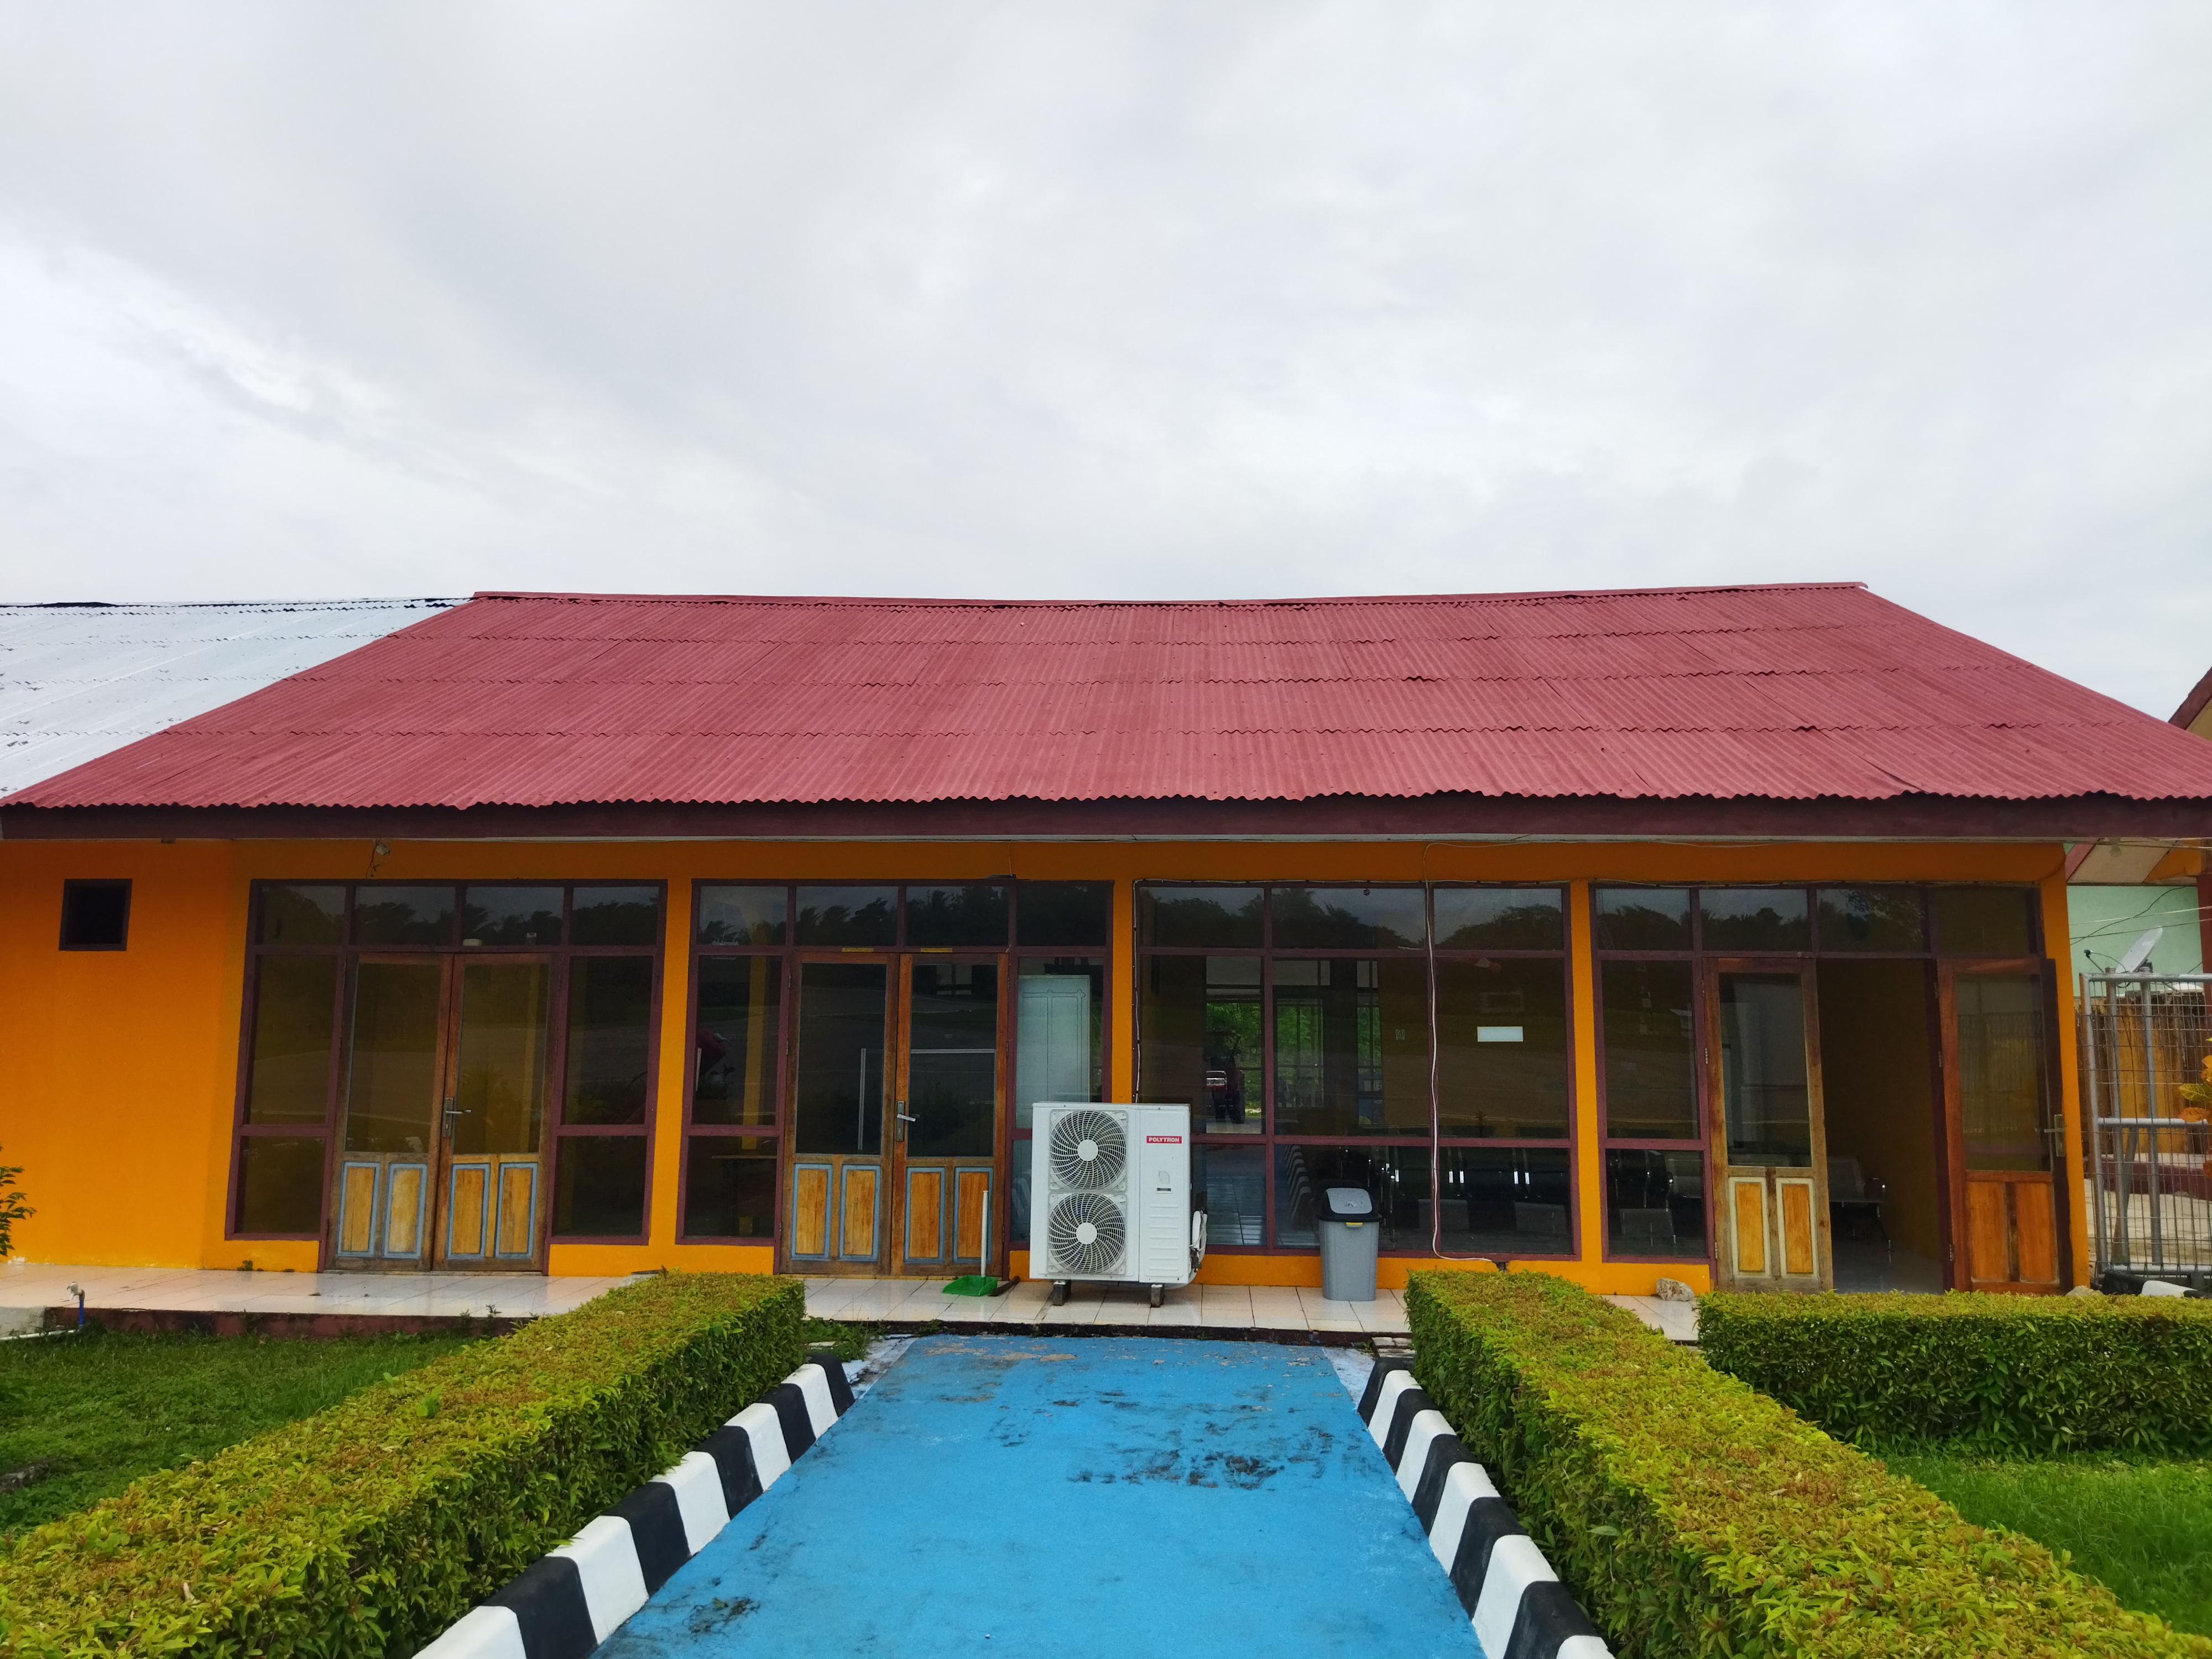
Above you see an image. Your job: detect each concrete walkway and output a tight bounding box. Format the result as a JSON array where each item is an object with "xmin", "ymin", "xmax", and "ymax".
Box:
[
  {"xmin": 602, "ymin": 1334, "xmax": 1480, "ymax": 1658},
  {"xmin": 1, "ymin": 1261, "xmax": 1697, "ymax": 1342},
  {"xmin": 801, "ymin": 1273, "xmax": 1414, "ymax": 1336},
  {"xmin": 0, "ymin": 1260, "xmax": 630, "ymax": 1327}
]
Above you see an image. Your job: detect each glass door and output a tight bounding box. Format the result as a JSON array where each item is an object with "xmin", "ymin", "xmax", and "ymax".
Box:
[
  {"xmin": 435, "ymin": 958, "xmax": 551, "ymax": 1270},
  {"xmin": 1706, "ymin": 962, "xmax": 1830, "ymax": 1290},
  {"xmin": 330, "ymin": 955, "xmax": 552, "ymax": 1271},
  {"xmin": 785, "ymin": 960, "xmax": 892, "ymax": 1275},
  {"xmin": 893, "ymin": 959, "xmax": 1001, "ymax": 1276},
  {"xmin": 333, "ymin": 958, "xmax": 446, "ymax": 1268},
  {"xmin": 1944, "ymin": 966, "xmax": 2062, "ymax": 1290}
]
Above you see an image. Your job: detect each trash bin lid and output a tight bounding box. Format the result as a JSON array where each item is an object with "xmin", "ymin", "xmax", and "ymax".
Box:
[{"xmin": 1321, "ymin": 1187, "xmax": 1375, "ymax": 1220}]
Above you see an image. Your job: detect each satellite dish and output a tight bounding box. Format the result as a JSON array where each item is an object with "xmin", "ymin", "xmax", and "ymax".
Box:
[{"xmin": 2115, "ymin": 927, "xmax": 2163, "ymax": 973}]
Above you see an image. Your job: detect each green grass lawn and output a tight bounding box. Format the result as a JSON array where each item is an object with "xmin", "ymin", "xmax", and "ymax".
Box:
[
  {"xmin": 0, "ymin": 1328, "xmax": 474, "ymax": 1536},
  {"xmin": 1886, "ymin": 1449, "xmax": 2212, "ymax": 1636}
]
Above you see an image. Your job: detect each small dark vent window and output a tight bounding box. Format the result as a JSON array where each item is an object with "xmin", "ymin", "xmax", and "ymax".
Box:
[{"xmin": 61, "ymin": 880, "xmax": 131, "ymax": 950}]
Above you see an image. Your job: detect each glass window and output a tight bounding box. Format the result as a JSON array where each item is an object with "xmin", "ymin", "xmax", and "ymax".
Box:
[
  {"xmin": 681, "ymin": 1136, "xmax": 776, "ymax": 1238},
  {"xmin": 1718, "ymin": 972, "xmax": 1812, "ymax": 1167},
  {"xmin": 1442, "ymin": 1146, "xmax": 1574, "ymax": 1255},
  {"xmin": 694, "ymin": 957, "xmax": 782, "ymax": 1126},
  {"xmin": 1593, "ymin": 888, "xmax": 1692, "ymax": 951},
  {"xmin": 906, "ymin": 961, "xmax": 998, "ymax": 1158},
  {"xmin": 1015, "ymin": 958, "xmax": 1104, "ymax": 1129},
  {"xmin": 1271, "ymin": 958, "xmax": 1431, "ymax": 1135},
  {"xmin": 572, "ymin": 886, "xmax": 660, "ymax": 947},
  {"xmin": 1599, "ymin": 960, "xmax": 1698, "ymax": 1139},
  {"xmin": 59, "ymin": 880, "xmax": 131, "ymax": 950},
  {"xmin": 462, "ymin": 886, "xmax": 564, "ymax": 948},
  {"xmin": 1699, "ymin": 888, "xmax": 1809, "ymax": 953},
  {"xmin": 1958, "ymin": 975, "xmax": 2049, "ymax": 1171},
  {"xmin": 697, "ymin": 884, "xmax": 789, "ymax": 946},
  {"xmin": 1433, "ymin": 887, "xmax": 1563, "ymax": 951},
  {"xmin": 1934, "ymin": 888, "xmax": 2037, "ymax": 957},
  {"xmin": 1273, "ymin": 1143, "xmax": 1442, "ymax": 1250},
  {"xmin": 258, "ymin": 884, "xmax": 344, "ymax": 945},
  {"xmin": 1435, "ymin": 958, "xmax": 1569, "ymax": 1136},
  {"xmin": 353, "ymin": 885, "xmax": 455, "ymax": 947},
  {"xmin": 1137, "ymin": 885, "xmax": 1264, "ymax": 948},
  {"xmin": 1604, "ymin": 1148, "xmax": 1708, "ymax": 1258},
  {"xmin": 905, "ymin": 884, "xmax": 1009, "ymax": 948},
  {"xmin": 342, "ymin": 960, "xmax": 444, "ymax": 1153},
  {"xmin": 1197, "ymin": 1144, "xmax": 1266, "ymax": 1246},
  {"xmin": 552, "ymin": 1136, "xmax": 648, "ymax": 1237},
  {"xmin": 795, "ymin": 886, "xmax": 898, "ymax": 947},
  {"xmin": 449, "ymin": 961, "xmax": 551, "ymax": 1156},
  {"xmin": 234, "ymin": 1136, "xmax": 325, "ymax": 1234},
  {"xmin": 1271, "ymin": 886, "xmax": 1427, "ymax": 950},
  {"xmin": 1139, "ymin": 955, "xmax": 1261, "ymax": 1133},
  {"xmin": 244, "ymin": 957, "xmax": 338, "ymax": 1124},
  {"xmin": 793, "ymin": 961, "xmax": 890, "ymax": 1155},
  {"xmin": 1817, "ymin": 886, "xmax": 1926, "ymax": 953},
  {"xmin": 1016, "ymin": 881, "xmax": 1113, "ymax": 948},
  {"xmin": 564, "ymin": 957, "xmax": 655, "ymax": 1125}
]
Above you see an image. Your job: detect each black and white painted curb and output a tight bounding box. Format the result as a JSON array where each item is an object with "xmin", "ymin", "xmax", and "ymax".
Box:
[
  {"xmin": 1359, "ymin": 1358, "xmax": 1612, "ymax": 1659},
  {"xmin": 417, "ymin": 1350, "xmax": 854, "ymax": 1659}
]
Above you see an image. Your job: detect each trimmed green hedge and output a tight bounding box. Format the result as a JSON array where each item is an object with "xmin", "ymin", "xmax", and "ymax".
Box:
[
  {"xmin": 1407, "ymin": 1269, "xmax": 2211, "ymax": 1658},
  {"xmin": 1700, "ymin": 1291, "xmax": 2212, "ymax": 1455},
  {"xmin": 0, "ymin": 1271, "xmax": 804, "ymax": 1658}
]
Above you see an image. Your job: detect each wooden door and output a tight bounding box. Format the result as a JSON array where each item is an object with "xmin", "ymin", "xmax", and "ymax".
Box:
[
  {"xmin": 434, "ymin": 957, "xmax": 552, "ymax": 1271},
  {"xmin": 1707, "ymin": 962, "xmax": 1831, "ymax": 1291},
  {"xmin": 332, "ymin": 957, "xmax": 448, "ymax": 1269},
  {"xmin": 1943, "ymin": 966, "xmax": 2062, "ymax": 1291},
  {"xmin": 891, "ymin": 958, "xmax": 1000, "ymax": 1277},
  {"xmin": 782, "ymin": 959, "xmax": 893, "ymax": 1274}
]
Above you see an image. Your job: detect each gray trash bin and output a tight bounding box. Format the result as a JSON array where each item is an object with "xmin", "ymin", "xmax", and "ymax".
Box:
[{"xmin": 1317, "ymin": 1186, "xmax": 1379, "ymax": 1302}]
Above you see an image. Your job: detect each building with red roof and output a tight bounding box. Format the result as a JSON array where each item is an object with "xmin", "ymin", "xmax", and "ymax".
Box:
[{"xmin": 5, "ymin": 582, "xmax": 2208, "ymax": 1297}]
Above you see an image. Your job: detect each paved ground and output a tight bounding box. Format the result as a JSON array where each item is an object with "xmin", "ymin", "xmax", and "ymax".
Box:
[
  {"xmin": 603, "ymin": 1334, "xmax": 1482, "ymax": 1658},
  {"xmin": 0, "ymin": 1261, "xmax": 631, "ymax": 1323},
  {"xmin": 2, "ymin": 1261, "xmax": 1695, "ymax": 1340}
]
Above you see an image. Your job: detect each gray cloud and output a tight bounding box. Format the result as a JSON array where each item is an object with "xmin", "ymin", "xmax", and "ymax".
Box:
[{"xmin": 1, "ymin": 2, "xmax": 2206, "ymax": 712}]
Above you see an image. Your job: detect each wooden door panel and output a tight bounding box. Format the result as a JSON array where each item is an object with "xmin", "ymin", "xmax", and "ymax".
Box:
[
  {"xmin": 905, "ymin": 1168, "xmax": 945, "ymax": 1265},
  {"xmin": 2013, "ymin": 1178, "xmax": 2058, "ymax": 1285},
  {"xmin": 337, "ymin": 1162, "xmax": 380, "ymax": 1256},
  {"xmin": 789, "ymin": 1163, "xmax": 832, "ymax": 1260},
  {"xmin": 839, "ymin": 1165, "xmax": 881, "ymax": 1261},
  {"xmin": 495, "ymin": 1163, "xmax": 539, "ymax": 1258},
  {"xmin": 1965, "ymin": 1178, "xmax": 2010, "ymax": 1284},
  {"xmin": 1778, "ymin": 1178, "xmax": 1817, "ymax": 1277},
  {"xmin": 446, "ymin": 1162, "xmax": 491, "ymax": 1258},
  {"xmin": 954, "ymin": 1167, "xmax": 992, "ymax": 1266},
  {"xmin": 1731, "ymin": 1178, "xmax": 1768, "ymax": 1276},
  {"xmin": 383, "ymin": 1162, "xmax": 428, "ymax": 1256}
]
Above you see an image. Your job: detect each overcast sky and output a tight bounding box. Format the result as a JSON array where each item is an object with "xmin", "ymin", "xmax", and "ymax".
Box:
[{"xmin": 1, "ymin": 4, "xmax": 2206, "ymax": 714}]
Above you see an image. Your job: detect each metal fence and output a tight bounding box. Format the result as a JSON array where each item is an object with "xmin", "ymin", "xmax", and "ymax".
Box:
[{"xmin": 2081, "ymin": 973, "xmax": 2212, "ymax": 1282}]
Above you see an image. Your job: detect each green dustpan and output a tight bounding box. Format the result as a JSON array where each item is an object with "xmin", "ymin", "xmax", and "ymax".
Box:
[{"xmin": 942, "ymin": 1275, "xmax": 998, "ymax": 1297}]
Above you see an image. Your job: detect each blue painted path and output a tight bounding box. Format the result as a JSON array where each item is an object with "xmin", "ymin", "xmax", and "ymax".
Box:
[{"xmin": 602, "ymin": 1334, "xmax": 1481, "ymax": 1658}]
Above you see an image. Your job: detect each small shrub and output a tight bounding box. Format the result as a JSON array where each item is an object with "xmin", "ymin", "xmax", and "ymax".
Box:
[
  {"xmin": 1407, "ymin": 1269, "xmax": 2210, "ymax": 1658},
  {"xmin": 0, "ymin": 1152, "xmax": 30, "ymax": 1259},
  {"xmin": 1699, "ymin": 1291, "xmax": 2212, "ymax": 1454},
  {"xmin": 0, "ymin": 1271, "xmax": 803, "ymax": 1658}
]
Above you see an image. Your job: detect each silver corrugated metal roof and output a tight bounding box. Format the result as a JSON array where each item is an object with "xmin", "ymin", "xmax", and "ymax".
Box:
[{"xmin": 0, "ymin": 598, "xmax": 457, "ymax": 797}]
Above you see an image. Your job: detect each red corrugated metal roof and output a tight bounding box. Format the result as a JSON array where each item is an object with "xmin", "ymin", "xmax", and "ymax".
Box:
[{"xmin": 14, "ymin": 583, "xmax": 2212, "ymax": 810}]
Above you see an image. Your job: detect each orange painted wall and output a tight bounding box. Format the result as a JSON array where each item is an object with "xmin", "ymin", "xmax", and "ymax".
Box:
[{"xmin": 0, "ymin": 833, "xmax": 2077, "ymax": 1291}]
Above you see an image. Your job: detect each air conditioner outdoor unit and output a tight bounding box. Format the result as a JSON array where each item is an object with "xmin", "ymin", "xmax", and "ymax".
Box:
[{"xmin": 1031, "ymin": 1103, "xmax": 1205, "ymax": 1308}]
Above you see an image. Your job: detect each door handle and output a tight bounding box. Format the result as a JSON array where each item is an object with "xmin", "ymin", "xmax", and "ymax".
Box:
[
  {"xmin": 442, "ymin": 1096, "xmax": 467, "ymax": 1138},
  {"xmin": 895, "ymin": 1101, "xmax": 916, "ymax": 1142}
]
